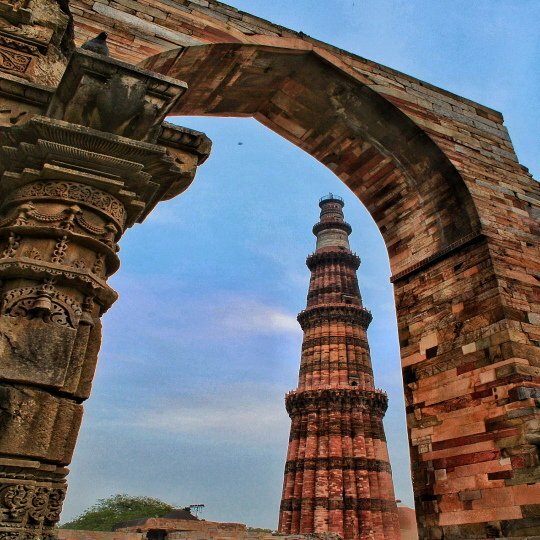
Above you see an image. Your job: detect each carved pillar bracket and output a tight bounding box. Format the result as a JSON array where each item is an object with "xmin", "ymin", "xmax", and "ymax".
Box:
[{"xmin": 0, "ymin": 49, "xmax": 211, "ymax": 540}]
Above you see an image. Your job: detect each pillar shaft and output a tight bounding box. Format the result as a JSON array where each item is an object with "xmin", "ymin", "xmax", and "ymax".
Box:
[{"xmin": 0, "ymin": 49, "xmax": 210, "ymax": 539}]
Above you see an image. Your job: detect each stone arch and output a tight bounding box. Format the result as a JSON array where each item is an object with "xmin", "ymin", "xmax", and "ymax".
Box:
[
  {"xmin": 142, "ymin": 43, "xmax": 481, "ymax": 277},
  {"xmin": 0, "ymin": 5, "xmax": 537, "ymax": 535}
]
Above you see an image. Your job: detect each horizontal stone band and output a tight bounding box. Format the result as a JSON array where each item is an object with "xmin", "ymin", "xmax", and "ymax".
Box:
[
  {"xmin": 312, "ymin": 220, "xmax": 352, "ymax": 236},
  {"xmin": 308, "ymin": 284, "xmax": 360, "ymax": 299},
  {"xmin": 289, "ymin": 421, "xmax": 386, "ymax": 442},
  {"xmin": 302, "ymin": 336, "xmax": 369, "ymax": 350},
  {"xmin": 297, "ymin": 305, "xmax": 372, "ymax": 330},
  {"xmin": 285, "ymin": 457, "xmax": 392, "ymax": 473},
  {"xmin": 3, "ymin": 181, "xmax": 127, "ymax": 229},
  {"xmin": 306, "ymin": 250, "xmax": 360, "ymax": 270},
  {"xmin": 280, "ymin": 497, "xmax": 397, "ymax": 512},
  {"xmin": 298, "ymin": 362, "xmax": 373, "ymax": 376},
  {"xmin": 286, "ymin": 388, "xmax": 387, "ymax": 415}
]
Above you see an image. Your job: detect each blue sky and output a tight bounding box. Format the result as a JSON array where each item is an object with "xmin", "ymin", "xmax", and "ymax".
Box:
[{"xmin": 61, "ymin": 0, "xmax": 539, "ymax": 529}]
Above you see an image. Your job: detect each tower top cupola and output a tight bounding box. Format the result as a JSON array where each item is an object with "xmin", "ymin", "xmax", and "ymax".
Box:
[{"xmin": 313, "ymin": 193, "xmax": 352, "ymax": 252}]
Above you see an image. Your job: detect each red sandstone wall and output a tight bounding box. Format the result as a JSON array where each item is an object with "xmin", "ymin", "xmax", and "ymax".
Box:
[
  {"xmin": 397, "ymin": 507, "xmax": 418, "ymax": 540},
  {"xmin": 58, "ymin": 530, "xmax": 144, "ymax": 540}
]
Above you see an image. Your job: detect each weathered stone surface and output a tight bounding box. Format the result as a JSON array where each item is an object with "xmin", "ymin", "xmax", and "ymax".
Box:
[
  {"xmin": 47, "ymin": 49, "xmax": 188, "ymax": 143},
  {"xmin": 0, "ymin": 45, "xmax": 211, "ymax": 540},
  {"xmin": 0, "ymin": 316, "xmax": 77, "ymax": 387},
  {"xmin": 0, "ymin": 384, "xmax": 82, "ymax": 463},
  {"xmin": 0, "ymin": 0, "xmax": 72, "ymax": 85},
  {"xmin": 0, "ymin": 1, "xmax": 537, "ymax": 538}
]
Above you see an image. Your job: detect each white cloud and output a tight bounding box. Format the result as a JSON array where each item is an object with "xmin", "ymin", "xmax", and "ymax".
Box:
[
  {"xmin": 108, "ymin": 274, "xmax": 301, "ymax": 343},
  {"xmin": 214, "ymin": 297, "xmax": 299, "ymax": 335},
  {"xmin": 121, "ymin": 382, "xmax": 289, "ymax": 445}
]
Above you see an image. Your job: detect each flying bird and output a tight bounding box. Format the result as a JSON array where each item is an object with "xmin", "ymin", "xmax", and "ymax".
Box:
[{"xmin": 81, "ymin": 32, "xmax": 110, "ymax": 56}]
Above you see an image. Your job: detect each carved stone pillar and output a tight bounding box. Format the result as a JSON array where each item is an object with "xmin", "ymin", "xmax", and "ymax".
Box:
[{"xmin": 0, "ymin": 49, "xmax": 211, "ymax": 540}]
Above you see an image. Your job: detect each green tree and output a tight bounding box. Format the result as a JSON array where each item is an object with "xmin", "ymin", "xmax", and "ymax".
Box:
[{"xmin": 60, "ymin": 494, "xmax": 174, "ymax": 531}]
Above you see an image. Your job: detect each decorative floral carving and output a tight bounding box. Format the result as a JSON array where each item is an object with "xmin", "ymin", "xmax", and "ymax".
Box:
[
  {"xmin": 1, "ymin": 485, "xmax": 33, "ymax": 519},
  {"xmin": 0, "ymin": 484, "xmax": 65, "ymax": 531},
  {"xmin": 44, "ymin": 489, "xmax": 64, "ymax": 523},
  {"xmin": 4, "ymin": 182, "xmax": 126, "ymax": 228},
  {"xmin": 23, "ymin": 248, "xmax": 42, "ymax": 261},
  {"xmin": 2, "ymin": 284, "xmax": 82, "ymax": 328},
  {"xmin": 51, "ymin": 236, "xmax": 68, "ymax": 264},
  {"xmin": 0, "ymin": 47, "xmax": 33, "ymax": 75},
  {"xmin": 27, "ymin": 488, "xmax": 48, "ymax": 522},
  {"xmin": 71, "ymin": 259, "xmax": 86, "ymax": 270}
]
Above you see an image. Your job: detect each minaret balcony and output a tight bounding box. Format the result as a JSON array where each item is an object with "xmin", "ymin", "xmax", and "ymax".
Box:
[
  {"xmin": 297, "ymin": 303, "xmax": 373, "ymax": 330},
  {"xmin": 312, "ymin": 219, "xmax": 352, "ymax": 236},
  {"xmin": 284, "ymin": 387, "xmax": 388, "ymax": 416},
  {"xmin": 306, "ymin": 250, "xmax": 360, "ymax": 270}
]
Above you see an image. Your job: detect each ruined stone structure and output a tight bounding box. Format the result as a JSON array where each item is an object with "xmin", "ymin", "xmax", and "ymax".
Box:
[
  {"xmin": 0, "ymin": 1, "xmax": 537, "ymax": 539},
  {"xmin": 0, "ymin": 25, "xmax": 210, "ymax": 540},
  {"xmin": 279, "ymin": 195, "xmax": 400, "ymax": 540}
]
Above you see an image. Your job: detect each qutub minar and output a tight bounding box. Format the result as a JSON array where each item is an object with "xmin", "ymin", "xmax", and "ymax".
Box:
[{"xmin": 278, "ymin": 195, "xmax": 401, "ymax": 540}]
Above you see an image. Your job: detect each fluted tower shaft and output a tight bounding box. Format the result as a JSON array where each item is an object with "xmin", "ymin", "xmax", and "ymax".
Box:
[{"xmin": 278, "ymin": 195, "xmax": 401, "ymax": 540}]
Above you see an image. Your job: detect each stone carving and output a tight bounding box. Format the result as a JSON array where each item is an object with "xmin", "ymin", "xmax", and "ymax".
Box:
[
  {"xmin": 0, "ymin": 32, "xmax": 39, "ymax": 77},
  {"xmin": 2, "ymin": 283, "xmax": 82, "ymax": 328},
  {"xmin": 47, "ymin": 50, "xmax": 188, "ymax": 143},
  {"xmin": 4, "ymin": 181, "xmax": 127, "ymax": 229},
  {"xmin": 2, "ymin": 484, "xmax": 33, "ymax": 519},
  {"xmin": 0, "ymin": 1, "xmax": 33, "ymax": 25},
  {"xmin": 23, "ymin": 248, "xmax": 42, "ymax": 261},
  {"xmin": 51, "ymin": 236, "xmax": 68, "ymax": 264},
  {"xmin": 297, "ymin": 304, "xmax": 373, "ymax": 330},
  {"xmin": 91, "ymin": 253, "xmax": 105, "ymax": 277},
  {"xmin": 285, "ymin": 388, "xmax": 388, "ymax": 415},
  {"xmin": 0, "ymin": 483, "xmax": 65, "ymax": 526},
  {"xmin": 0, "ymin": 46, "xmax": 33, "ymax": 75},
  {"xmin": 1, "ymin": 233, "xmax": 20, "ymax": 258},
  {"xmin": 0, "ymin": 48, "xmax": 211, "ymax": 540},
  {"xmin": 71, "ymin": 258, "xmax": 86, "ymax": 270},
  {"xmin": 302, "ymin": 336, "xmax": 369, "ymax": 349},
  {"xmin": 284, "ymin": 458, "xmax": 392, "ymax": 473}
]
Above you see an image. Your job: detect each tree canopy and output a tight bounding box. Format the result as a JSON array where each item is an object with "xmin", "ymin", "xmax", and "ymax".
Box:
[{"xmin": 60, "ymin": 494, "xmax": 174, "ymax": 531}]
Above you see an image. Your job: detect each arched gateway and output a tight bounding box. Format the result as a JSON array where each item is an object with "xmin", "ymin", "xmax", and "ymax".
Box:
[{"xmin": 0, "ymin": 1, "xmax": 537, "ymax": 539}]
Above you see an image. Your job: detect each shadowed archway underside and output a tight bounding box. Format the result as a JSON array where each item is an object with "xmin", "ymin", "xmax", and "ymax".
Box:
[{"xmin": 141, "ymin": 43, "xmax": 481, "ymax": 277}]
